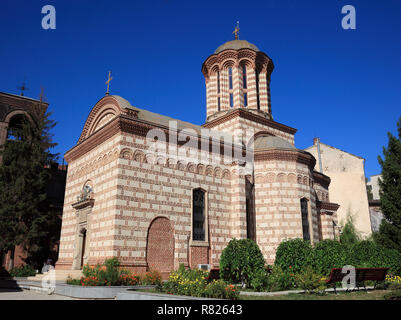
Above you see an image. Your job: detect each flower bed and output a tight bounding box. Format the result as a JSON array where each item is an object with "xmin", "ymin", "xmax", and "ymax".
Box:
[
  {"xmin": 66, "ymin": 258, "xmax": 161, "ymax": 287},
  {"xmin": 156, "ymin": 264, "xmax": 240, "ymax": 300}
]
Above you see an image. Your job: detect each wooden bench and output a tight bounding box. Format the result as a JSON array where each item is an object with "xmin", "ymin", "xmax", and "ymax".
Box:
[
  {"xmin": 206, "ymin": 268, "xmax": 220, "ymax": 283},
  {"xmin": 325, "ymin": 267, "xmax": 389, "ymax": 293}
]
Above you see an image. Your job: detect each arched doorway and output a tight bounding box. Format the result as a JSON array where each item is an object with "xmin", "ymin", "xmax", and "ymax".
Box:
[{"xmin": 146, "ymin": 217, "xmax": 174, "ymax": 275}]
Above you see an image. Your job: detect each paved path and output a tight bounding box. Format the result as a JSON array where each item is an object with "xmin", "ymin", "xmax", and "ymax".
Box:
[{"xmin": 0, "ymin": 288, "xmax": 82, "ymax": 300}]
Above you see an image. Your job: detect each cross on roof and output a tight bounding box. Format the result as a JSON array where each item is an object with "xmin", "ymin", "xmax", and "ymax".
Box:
[
  {"xmin": 233, "ymin": 21, "xmax": 240, "ymax": 40},
  {"xmin": 105, "ymin": 71, "xmax": 112, "ymax": 95},
  {"xmin": 17, "ymin": 80, "xmax": 28, "ymax": 96}
]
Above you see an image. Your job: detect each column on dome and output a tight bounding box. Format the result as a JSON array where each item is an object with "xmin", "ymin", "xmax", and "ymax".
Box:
[
  {"xmin": 243, "ymin": 63, "xmax": 257, "ymax": 109},
  {"xmin": 232, "ymin": 64, "xmax": 241, "ymax": 108},
  {"xmin": 258, "ymin": 71, "xmax": 269, "ymax": 113},
  {"xmin": 220, "ymin": 66, "xmax": 230, "ymax": 110},
  {"xmin": 206, "ymin": 71, "xmax": 218, "ymax": 119},
  {"xmin": 266, "ymin": 74, "xmax": 272, "ymax": 114}
]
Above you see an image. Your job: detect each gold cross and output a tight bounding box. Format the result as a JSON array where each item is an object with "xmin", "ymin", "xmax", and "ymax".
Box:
[
  {"xmin": 233, "ymin": 21, "xmax": 240, "ymax": 40},
  {"xmin": 105, "ymin": 71, "xmax": 112, "ymax": 95}
]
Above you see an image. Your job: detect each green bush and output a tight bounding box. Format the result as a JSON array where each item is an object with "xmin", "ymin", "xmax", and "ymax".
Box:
[
  {"xmin": 312, "ymin": 240, "xmax": 347, "ymax": 276},
  {"xmin": 141, "ymin": 270, "xmax": 162, "ymax": 286},
  {"xmin": 266, "ymin": 266, "xmax": 295, "ymax": 292},
  {"xmin": 204, "ymin": 280, "xmax": 240, "ymax": 300},
  {"xmin": 249, "ymin": 268, "xmax": 269, "ymax": 292},
  {"xmin": 9, "ymin": 264, "xmax": 36, "ymax": 277},
  {"xmin": 80, "ymin": 257, "xmax": 154, "ymax": 286},
  {"xmin": 219, "ymin": 238, "xmax": 265, "ymax": 287},
  {"xmin": 159, "ymin": 267, "xmax": 239, "ymax": 299},
  {"xmin": 274, "ymin": 239, "xmax": 314, "ymax": 274},
  {"xmin": 293, "ymin": 266, "xmax": 326, "ymax": 294}
]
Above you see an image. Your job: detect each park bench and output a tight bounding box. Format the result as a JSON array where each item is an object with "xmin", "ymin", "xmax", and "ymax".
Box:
[
  {"xmin": 325, "ymin": 267, "xmax": 389, "ymax": 293},
  {"xmin": 206, "ymin": 268, "xmax": 220, "ymax": 283}
]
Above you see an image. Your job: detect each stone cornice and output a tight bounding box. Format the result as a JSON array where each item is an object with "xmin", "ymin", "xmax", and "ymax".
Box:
[
  {"xmin": 64, "ymin": 115, "xmax": 247, "ymax": 163},
  {"xmin": 312, "ymin": 170, "xmax": 331, "ymax": 189},
  {"xmin": 202, "ymin": 108, "xmax": 297, "ymax": 136},
  {"xmin": 254, "ymin": 148, "xmax": 316, "ymax": 168},
  {"xmin": 202, "ymin": 48, "xmax": 274, "ymax": 78},
  {"xmin": 64, "ymin": 116, "xmax": 121, "ymax": 162},
  {"xmin": 71, "ymin": 198, "xmax": 95, "ymax": 210},
  {"xmin": 317, "ymin": 201, "xmax": 340, "ymax": 213}
]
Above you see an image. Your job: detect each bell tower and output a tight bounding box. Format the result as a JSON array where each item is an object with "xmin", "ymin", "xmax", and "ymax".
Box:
[{"xmin": 201, "ymin": 37, "xmax": 274, "ymax": 123}]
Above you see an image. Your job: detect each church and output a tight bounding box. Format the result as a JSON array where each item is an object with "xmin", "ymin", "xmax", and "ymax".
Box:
[{"xmin": 56, "ymin": 35, "xmax": 340, "ymax": 276}]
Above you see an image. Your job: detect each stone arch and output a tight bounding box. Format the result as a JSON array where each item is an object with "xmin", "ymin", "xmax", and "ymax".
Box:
[
  {"xmin": 287, "ymin": 173, "xmax": 297, "ymax": 183},
  {"xmin": 222, "ymin": 169, "xmax": 231, "ymax": 179},
  {"xmin": 277, "ymin": 173, "xmax": 286, "ymax": 182},
  {"xmin": 214, "ymin": 167, "xmax": 222, "ymax": 178},
  {"xmin": 133, "ymin": 150, "xmax": 145, "ymax": 163},
  {"xmin": 120, "ymin": 148, "xmax": 133, "ymax": 160},
  {"xmin": 146, "ymin": 217, "xmax": 175, "ymax": 275},
  {"xmin": 205, "ymin": 165, "xmax": 214, "ymax": 176},
  {"xmin": 266, "ymin": 172, "xmax": 276, "ymax": 183},
  {"xmin": 197, "ymin": 164, "xmax": 206, "ymax": 175}
]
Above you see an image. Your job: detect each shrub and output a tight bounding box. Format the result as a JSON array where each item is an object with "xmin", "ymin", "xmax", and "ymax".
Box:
[
  {"xmin": 80, "ymin": 258, "xmax": 152, "ymax": 286},
  {"xmin": 339, "ymin": 212, "xmax": 361, "ymax": 247},
  {"xmin": 265, "ymin": 266, "xmax": 295, "ymax": 292},
  {"xmin": 274, "ymin": 239, "xmax": 314, "ymax": 274},
  {"xmin": 293, "ymin": 266, "xmax": 326, "ymax": 294},
  {"xmin": 219, "ymin": 238, "xmax": 265, "ymax": 287},
  {"xmin": 9, "ymin": 264, "xmax": 36, "ymax": 277},
  {"xmin": 161, "ymin": 267, "xmax": 208, "ymax": 297},
  {"xmin": 204, "ymin": 280, "xmax": 240, "ymax": 300},
  {"xmin": 249, "ymin": 268, "xmax": 269, "ymax": 292},
  {"xmin": 141, "ymin": 270, "xmax": 162, "ymax": 286},
  {"xmin": 312, "ymin": 240, "xmax": 347, "ymax": 276}
]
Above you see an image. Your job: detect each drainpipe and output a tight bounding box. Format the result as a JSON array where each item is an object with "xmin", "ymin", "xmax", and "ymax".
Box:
[{"xmin": 314, "ymin": 137, "xmax": 323, "ymax": 173}]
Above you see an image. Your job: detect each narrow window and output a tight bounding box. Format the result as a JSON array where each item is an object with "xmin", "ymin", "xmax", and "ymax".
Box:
[
  {"xmin": 228, "ymin": 67, "xmax": 233, "ymax": 90},
  {"xmin": 300, "ymin": 198, "xmax": 310, "ymax": 241},
  {"xmin": 193, "ymin": 189, "xmax": 206, "ymax": 241},
  {"xmin": 242, "ymin": 66, "xmax": 247, "ymax": 89},
  {"xmin": 244, "ymin": 93, "xmax": 248, "ymax": 107},
  {"xmin": 217, "ymin": 70, "xmax": 220, "ymax": 94},
  {"xmin": 218, "ymin": 97, "xmax": 221, "ymax": 111},
  {"xmin": 255, "ymin": 71, "xmax": 260, "ymax": 110},
  {"xmin": 230, "ymin": 93, "xmax": 234, "ymax": 108}
]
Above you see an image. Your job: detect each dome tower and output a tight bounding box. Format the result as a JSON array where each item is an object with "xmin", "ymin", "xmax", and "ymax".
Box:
[{"xmin": 202, "ymin": 36, "xmax": 274, "ymax": 123}]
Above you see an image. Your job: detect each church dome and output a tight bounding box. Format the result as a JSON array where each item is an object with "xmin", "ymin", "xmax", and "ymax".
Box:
[
  {"xmin": 254, "ymin": 135, "xmax": 296, "ymax": 150},
  {"xmin": 215, "ymin": 40, "xmax": 259, "ymax": 54}
]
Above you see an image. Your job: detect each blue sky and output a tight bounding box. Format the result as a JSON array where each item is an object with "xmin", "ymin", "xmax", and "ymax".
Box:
[{"xmin": 0, "ymin": 0, "xmax": 400, "ymax": 178}]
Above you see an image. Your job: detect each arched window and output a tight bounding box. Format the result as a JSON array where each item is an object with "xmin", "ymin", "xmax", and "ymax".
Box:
[
  {"xmin": 300, "ymin": 198, "xmax": 310, "ymax": 241},
  {"xmin": 193, "ymin": 188, "xmax": 206, "ymax": 241},
  {"xmin": 242, "ymin": 66, "xmax": 247, "ymax": 89},
  {"xmin": 7, "ymin": 114, "xmax": 27, "ymax": 141},
  {"xmin": 217, "ymin": 70, "xmax": 221, "ymax": 111},
  {"xmin": 255, "ymin": 70, "xmax": 260, "ymax": 110},
  {"xmin": 228, "ymin": 67, "xmax": 233, "ymax": 90},
  {"xmin": 217, "ymin": 70, "xmax": 220, "ymax": 94}
]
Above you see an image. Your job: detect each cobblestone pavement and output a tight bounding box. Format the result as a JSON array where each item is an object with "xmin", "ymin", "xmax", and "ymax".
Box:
[{"xmin": 0, "ymin": 288, "xmax": 82, "ymax": 300}]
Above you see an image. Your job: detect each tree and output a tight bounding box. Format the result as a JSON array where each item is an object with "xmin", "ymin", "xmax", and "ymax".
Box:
[
  {"xmin": 375, "ymin": 117, "xmax": 401, "ymax": 251},
  {"xmin": 0, "ymin": 104, "xmax": 59, "ymax": 269},
  {"xmin": 219, "ymin": 238, "xmax": 265, "ymax": 288},
  {"xmin": 339, "ymin": 210, "xmax": 361, "ymax": 247}
]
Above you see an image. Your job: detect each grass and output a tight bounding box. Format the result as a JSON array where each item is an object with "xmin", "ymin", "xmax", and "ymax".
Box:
[
  {"xmin": 240, "ymin": 289, "xmax": 389, "ymax": 300},
  {"xmin": 136, "ymin": 287, "xmax": 393, "ymax": 300}
]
